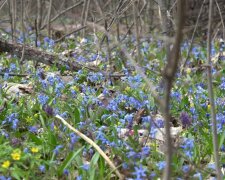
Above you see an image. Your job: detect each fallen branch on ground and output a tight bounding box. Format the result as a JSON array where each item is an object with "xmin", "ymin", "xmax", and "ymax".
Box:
[{"xmin": 0, "ymin": 39, "xmax": 98, "ymax": 72}]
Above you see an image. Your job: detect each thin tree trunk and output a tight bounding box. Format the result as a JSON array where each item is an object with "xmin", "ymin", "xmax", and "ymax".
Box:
[
  {"xmin": 206, "ymin": 0, "xmax": 222, "ymax": 179},
  {"xmin": 133, "ymin": 0, "xmax": 141, "ymax": 63},
  {"xmin": 162, "ymin": 0, "xmax": 185, "ymax": 179},
  {"xmin": 47, "ymin": 0, "xmax": 53, "ymax": 37}
]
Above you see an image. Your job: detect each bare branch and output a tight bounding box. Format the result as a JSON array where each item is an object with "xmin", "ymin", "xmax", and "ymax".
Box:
[{"xmin": 206, "ymin": 0, "xmax": 222, "ymax": 179}]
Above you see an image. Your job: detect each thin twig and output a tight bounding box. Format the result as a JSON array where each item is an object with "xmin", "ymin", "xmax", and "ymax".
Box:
[
  {"xmin": 162, "ymin": 0, "xmax": 185, "ymax": 179},
  {"xmin": 0, "ymin": 73, "xmax": 29, "ymax": 77},
  {"xmin": 180, "ymin": 0, "xmax": 206, "ymax": 75},
  {"xmin": 214, "ymin": 0, "xmax": 225, "ymax": 40},
  {"xmin": 40, "ymin": 1, "xmax": 84, "ymax": 30},
  {"xmin": 47, "ymin": 0, "xmax": 53, "ymax": 37},
  {"xmin": 55, "ymin": 115, "xmax": 124, "ymax": 180},
  {"xmin": 206, "ymin": 0, "xmax": 222, "ymax": 179}
]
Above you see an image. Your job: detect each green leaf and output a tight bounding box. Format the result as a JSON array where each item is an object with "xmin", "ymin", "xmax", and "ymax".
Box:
[
  {"xmin": 89, "ymin": 152, "xmax": 100, "ymax": 180},
  {"xmin": 58, "ymin": 146, "xmax": 84, "ymax": 175},
  {"xmin": 219, "ymin": 131, "xmax": 225, "ymax": 148},
  {"xmin": 47, "ymin": 130, "xmax": 57, "ymax": 150},
  {"xmin": 28, "ymin": 133, "xmax": 42, "ymax": 145},
  {"xmin": 98, "ymin": 156, "xmax": 105, "ymax": 179},
  {"xmin": 74, "ymin": 107, "xmax": 80, "ymax": 124}
]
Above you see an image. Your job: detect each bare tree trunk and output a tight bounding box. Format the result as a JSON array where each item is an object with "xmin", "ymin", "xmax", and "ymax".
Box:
[
  {"xmin": 206, "ymin": 0, "xmax": 222, "ymax": 179},
  {"xmin": 20, "ymin": 0, "xmax": 25, "ymax": 63},
  {"xmin": 81, "ymin": 0, "xmax": 90, "ymax": 37},
  {"xmin": 37, "ymin": 0, "xmax": 42, "ymax": 34},
  {"xmin": 9, "ymin": 0, "xmax": 16, "ymax": 42}
]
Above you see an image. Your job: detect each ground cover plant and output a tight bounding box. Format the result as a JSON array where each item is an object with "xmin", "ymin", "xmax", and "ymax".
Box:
[
  {"xmin": 0, "ymin": 0, "xmax": 225, "ymax": 179},
  {"xmin": 0, "ymin": 31, "xmax": 225, "ymax": 179}
]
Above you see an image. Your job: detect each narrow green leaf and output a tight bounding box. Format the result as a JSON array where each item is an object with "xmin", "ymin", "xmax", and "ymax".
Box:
[
  {"xmin": 28, "ymin": 133, "xmax": 42, "ymax": 145},
  {"xmin": 58, "ymin": 146, "xmax": 84, "ymax": 175},
  {"xmin": 89, "ymin": 152, "xmax": 100, "ymax": 180}
]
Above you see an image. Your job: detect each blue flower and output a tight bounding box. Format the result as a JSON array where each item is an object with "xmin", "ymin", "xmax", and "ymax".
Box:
[
  {"xmin": 69, "ymin": 133, "xmax": 79, "ymax": 149},
  {"xmin": 193, "ymin": 172, "xmax": 202, "ymax": 180},
  {"xmin": 23, "ymin": 148, "xmax": 29, "ymax": 153},
  {"xmin": 207, "ymin": 163, "xmax": 215, "ymax": 170},
  {"xmin": 0, "ymin": 176, "xmax": 11, "ymax": 180},
  {"xmin": 180, "ymin": 138, "xmax": 194, "ymax": 159},
  {"xmin": 132, "ymin": 165, "xmax": 146, "ymax": 180},
  {"xmin": 3, "ymin": 113, "xmax": 19, "ymax": 130},
  {"xmin": 53, "ymin": 145, "xmax": 63, "ymax": 155},
  {"xmin": 44, "ymin": 37, "xmax": 55, "ymax": 49},
  {"xmin": 81, "ymin": 164, "xmax": 90, "ymax": 171},
  {"xmin": 9, "ymin": 63, "xmax": 17, "ymax": 72},
  {"xmin": 122, "ymin": 163, "xmax": 129, "ymax": 169},
  {"xmin": 156, "ymin": 161, "xmax": 166, "ymax": 170},
  {"xmin": 47, "ymin": 75, "xmax": 55, "ymax": 85},
  {"xmin": 219, "ymin": 77, "xmax": 225, "ymax": 90},
  {"xmin": 39, "ymin": 165, "xmax": 46, "ymax": 173},
  {"xmin": 182, "ymin": 165, "xmax": 190, "ymax": 173},
  {"xmin": 171, "ymin": 91, "xmax": 181, "ymax": 102},
  {"xmin": 87, "ymin": 72, "xmax": 104, "ymax": 82},
  {"xmin": 76, "ymin": 176, "xmax": 82, "ymax": 180},
  {"xmin": 29, "ymin": 126, "xmax": 38, "ymax": 133},
  {"xmin": 38, "ymin": 94, "xmax": 49, "ymax": 105},
  {"xmin": 141, "ymin": 146, "xmax": 150, "ymax": 157},
  {"xmin": 63, "ymin": 169, "xmax": 69, "ymax": 176}
]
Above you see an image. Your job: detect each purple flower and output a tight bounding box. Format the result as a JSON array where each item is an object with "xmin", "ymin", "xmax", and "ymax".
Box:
[
  {"xmin": 43, "ymin": 105, "xmax": 54, "ymax": 116},
  {"xmin": 63, "ymin": 169, "xmax": 69, "ymax": 176},
  {"xmin": 180, "ymin": 112, "xmax": 192, "ymax": 128}
]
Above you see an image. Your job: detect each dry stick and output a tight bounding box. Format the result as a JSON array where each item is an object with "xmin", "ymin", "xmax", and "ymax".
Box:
[
  {"xmin": 54, "ymin": 26, "xmax": 86, "ymax": 43},
  {"xmin": 0, "ymin": 0, "xmax": 7, "ymax": 10},
  {"xmin": 36, "ymin": 0, "xmax": 42, "ymax": 42},
  {"xmin": 0, "ymin": 73, "xmax": 29, "ymax": 77},
  {"xmin": 55, "ymin": 115, "xmax": 124, "ymax": 180},
  {"xmin": 83, "ymin": 0, "xmax": 90, "ymax": 37},
  {"xmin": 12, "ymin": 0, "xmax": 16, "ymax": 42},
  {"xmin": 47, "ymin": 0, "xmax": 53, "ymax": 37},
  {"xmin": 180, "ymin": 0, "xmax": 206, "ymax": 75},
  {"xmin": 7, "ymin": 0, "xmax": 13, "ymax": 42},
  {"xmin": 132, "ymin": 0, "xmax": 141, "ymax": 63},
  {"xmin": 207, "ymin": 0, "xmax": 222, "ymax": 179},
  {"xmin": 41, "ymin": 0, "xmax": 84, "ymax": 30},
  {"xmin": 20, "ymin": 0, "xmax": 25, "ymax": 63},
  {"xmin": 215, "ymin": 0, "xmax": 225, "ymax": 40},
  {"xmin": 81, "ymin": 0, "xmax": 88, "ymax": 37},
  {"xmin": 93, "ymin": 0, "xmax": 112, "ymax": 72},
  {"xmin": 54, "ymin": 18, "xmax": 104, "ymax": 43},
  {"xmin": 162, "ymin": 0, "xmax": 185, "ymax": 179}
]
